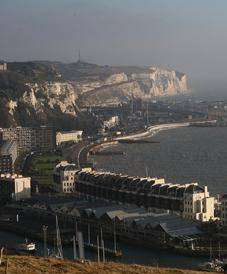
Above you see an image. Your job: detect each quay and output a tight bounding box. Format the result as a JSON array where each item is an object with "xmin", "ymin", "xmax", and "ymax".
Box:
[{"xmin": 0, "ymin": 194, "xmax": 224, "ymax": 259}]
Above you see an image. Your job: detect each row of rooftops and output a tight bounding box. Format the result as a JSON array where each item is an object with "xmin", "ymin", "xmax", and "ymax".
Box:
[
  {"xmin": 14, "ymin": 197, "xmax": 201, "ymax": 238},
  {"xmin": 56, "ymin": 130, "xmax": 83, "ymax": 136},
  {"xmin": 54, "ymin": 161, "xmax": 77, "ymax": 173},
  {"xmin": 76, "ymin": 170, "xmax": 206, "ymax": 198},
  {"xmin": 0, "ymin": 173, "xmax": 27, "ymax": 180}
]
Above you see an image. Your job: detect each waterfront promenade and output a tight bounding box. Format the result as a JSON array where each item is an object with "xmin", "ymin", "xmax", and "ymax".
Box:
[{"xmin": 115, "ymin": 122, "xmax": 190, "ymax": 141}]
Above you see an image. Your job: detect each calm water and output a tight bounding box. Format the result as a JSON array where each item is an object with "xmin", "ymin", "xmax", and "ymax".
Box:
[
  {"xmin": 0, "ymin": 230, "xmax": 206, "ymax": 269},
  {"xmin": 94, "ymin": 127, "xmax": 227, "ymax": 195}
]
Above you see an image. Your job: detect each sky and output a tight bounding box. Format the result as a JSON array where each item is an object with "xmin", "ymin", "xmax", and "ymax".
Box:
[{"xmin": 1, "ymin": 0, "xmax": 227, "ymax": 98}]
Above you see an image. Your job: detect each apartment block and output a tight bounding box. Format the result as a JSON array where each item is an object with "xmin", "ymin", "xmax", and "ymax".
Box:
[
  {"xmin": 0, "ymin": 61, "xmax": 7, "ymax": 71},
  {"xmin": 0, "ymin": 174, "xmax": 31, "ymax": 202},
  {"xmin": 2, "ymin": 126, "xmax": 56, "ymax": 153},
  {"xmin": 0, "ymin": 140, "xmax": 18, "ymax": 174},
  {"xmin": 56, "ymin": 130, "xmax": 83, "ymax": 146},
  {"xmin": 53, "ymin": 161, "xmax": 77, "ymax": 193}
]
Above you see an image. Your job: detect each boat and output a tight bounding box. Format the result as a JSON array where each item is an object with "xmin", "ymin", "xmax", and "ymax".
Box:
[
  {"xmin": 94, "ymin": 150, "xmax": 125, "ymax": 156},
  {"xmin": 198, "ymin": 241, "xmax": 224, "ymax": 272},
  {"xmin": 85, "ymin": 223, "xmax": 123, "ymax": 258},
  {"xmin": 17, "ymin": 239, "xmax": 36, "ymax": 253},
  {"xmin": 84, "ymin": 242, "xmax": 123, "ymax": 258},
  {"xmin": 198, "ymin": 260, "xmax": 223, "ymax": 272},
  {"xmin": 118, "ymin": 139, "xmax": 159, "ymax": 144}
]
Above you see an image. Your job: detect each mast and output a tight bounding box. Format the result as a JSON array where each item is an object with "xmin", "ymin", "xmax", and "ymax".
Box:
[
  {"xmin": 88, "ymin": 224, "xmax": 91, "ymax": 245},
  {"xmin": 100, "ymin": 226, "xmax": 105, "ymax": 261},
  {"xmin": 75, "ymin": 218, "xmax": 78, "ymax": 240},
  {"xmin": 42, "ymin": 225, "xmax": 48, "ymax": 257},
  {"xmin": 97, "ymin": 234, "xmax": 100, "ymax": 263},
  {"xmin": 113, "ymin": 219, "xmax": 117, "ymax": 253},
  {"xmin": 55, "ymin": 215, "xmax": 63, "ymax": 259},
  {"xmin": 73, "ymin": 235, "xmax": 77, "ymax": 260},
  {"xmin": 77, "ymin": 231, "xmax": 85, "ymax": 260},
  {"xmin": 102, "ymin": 239, "xmax": 105, "ymax": 263}
]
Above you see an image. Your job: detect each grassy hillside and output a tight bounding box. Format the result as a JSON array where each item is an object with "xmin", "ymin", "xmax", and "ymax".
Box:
[{"xmin": 0, "ymin": 256, "xmax": 214, "ymax": 274}]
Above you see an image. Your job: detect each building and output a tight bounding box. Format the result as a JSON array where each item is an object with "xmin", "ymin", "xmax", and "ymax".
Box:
[
  {"xmin": 75, "ymin": 171, "xmax": 215, "ymax": 222},
  {"xmin": 103, "ymin": 116, "xmax": 119, "ymax": 129},
  {"xmin": 56, "ymin": 130, "xmax": 83, "ymax": 146},
  {"xmin": 221, "ymin": 194, "xmax": 227, "ymax": 226},
  {"xmin": 2, "ymin": 126, "xmax": 56, "ymax": 153},
  {"xmin": 0, "ymin": 61, "xmax": 7, "ymax": 71},
  {"xmin": 0, "ymin": 174, "xmax": 31, "ymax": 203},
  {"xmin": 53, "ymin": 161, "xmax": 77, "ymax": 193},
  {"xmin": 0, "ymin": 140, "xmax": 18, "ymax": 174},
  {"xmin": 182, "ymin": 185, "xmax": 215, "ymax": 222}
]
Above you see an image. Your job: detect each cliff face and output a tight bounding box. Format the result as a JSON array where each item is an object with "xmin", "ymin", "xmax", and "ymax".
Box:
[
  {"xmin": 78, "ymin": 67, "xmax": 188, "ymax": 107},
  {"xmin": 23, "ymin": 82, "xmax": 78, "ymax": 116},
  {"xmin": 0, "ymin": 61, "xmax": 189, "ymax": 128}
]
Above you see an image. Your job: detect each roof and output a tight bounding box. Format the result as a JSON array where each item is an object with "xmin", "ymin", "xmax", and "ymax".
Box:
[
  {"xmin": 54, "ymin": 161, "xmax": 77, "ymax": 172},
  {"xmin": 132, "ymin": 213, "xmax": 202, "ymax": 237},
  {"xmin": 57, "ymin": 130, "xmax": 83, "ymax": 136},
  {"xmin": 77, "ymin": 170, "xmax": 207, "ymax": 198}
]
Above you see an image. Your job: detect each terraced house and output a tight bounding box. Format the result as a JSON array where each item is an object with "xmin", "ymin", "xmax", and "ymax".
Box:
[{"xmin": 75, "ymin": 171, "xmax": 215, "ymax": 222}]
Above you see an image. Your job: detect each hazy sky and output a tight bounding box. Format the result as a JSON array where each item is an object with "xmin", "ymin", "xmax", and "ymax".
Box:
[{"xmin": 1, "ymin": 0, "xmax": 227, "ymax": 98}]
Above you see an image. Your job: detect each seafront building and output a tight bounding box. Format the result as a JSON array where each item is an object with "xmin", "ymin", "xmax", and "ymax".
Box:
[
  {"xmin": 1, "ymin": 126, "xmax": 56, "ymax": 153},
  {"xmin": 75, "ymin": 170, "xmax": 215, "ymax": 222},
  {"xmin": 56, "ymin": 130, "xmax": 83, "ymax": 146},
  {"xmin": 0, "ymin": 140, "xmax": 18, "ymax": 174},
  {"xmin": 53, "ymin": 161, "xmax": 77, "ymax": 193},
  {"xmin": 221, "ymin": 195, "xmax": 227, "ymax": 226},
  {"xmin": 103, "ymin": 116, "xmax": 119, "ymax": 129},
  {"xmin": 0, "ymin": 173, "xmax": 31, "ymax": 202},
  {"xmin": 0, "ymin": 61, "xmax": 7, "ymax": 71}
]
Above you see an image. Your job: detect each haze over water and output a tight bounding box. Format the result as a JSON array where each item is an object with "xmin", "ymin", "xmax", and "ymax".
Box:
[{"xmin": 94, "ymin": 127, "xmax": 227, "ymax": 195}]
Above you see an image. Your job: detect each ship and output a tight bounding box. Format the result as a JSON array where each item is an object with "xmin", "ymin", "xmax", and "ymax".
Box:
[{"xmin": 118, "ymin": 139, "xmax": 159, "ymax": 144}]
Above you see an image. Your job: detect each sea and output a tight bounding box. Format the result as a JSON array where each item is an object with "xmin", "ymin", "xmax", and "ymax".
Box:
[{"xmin": 94, "ymin": 126, "xmax": 227, "ymax": 195}]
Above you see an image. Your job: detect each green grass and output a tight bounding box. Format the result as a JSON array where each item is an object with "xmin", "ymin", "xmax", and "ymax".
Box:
[{"xmin": 28, "ymin": 152, "xmax": 64, "ymax": 186}]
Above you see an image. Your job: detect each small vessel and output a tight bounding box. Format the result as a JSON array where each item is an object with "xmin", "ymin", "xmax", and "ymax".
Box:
[
  {"xmin": 118, "ymin": 139, "xmax": 159, "ymax": 144},
  {"xmin": 198, "ymin": 241, "xmax": 224, "ymax": 272},
  {"xmin": 84, "ymin": 242, "xmax": 123, "ymax": 258},
  {"xmin": 94, "ymin": 150, "xmax": 125, "ymax": 156},
  {"xmin": 17, "ymin": 239, "xmax": 36, "ymax": 252},
  {"xmin": 85, "ymin": 223, "xmax": 123, "ymax": 258},
  {"xmin": 198, "ymin": 260, "xmax": 223, "ymax": 272}
]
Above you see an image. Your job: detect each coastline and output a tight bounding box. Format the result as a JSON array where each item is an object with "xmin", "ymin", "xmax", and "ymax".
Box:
[
  {"xmin": 88, "ymin": 122, "xmax": 190, "ymax": 158},
  {"xmin": 80, "ymin": 120, "xmax": 217, "ymax": 169},
  {"xmin": 115, "ymin": 122, "xmax": 190, "ymax": 141}
]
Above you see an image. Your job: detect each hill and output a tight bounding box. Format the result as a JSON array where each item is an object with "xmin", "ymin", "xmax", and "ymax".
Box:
[
  {"xmin": 0, "ymin": 256, "xmax": 213, "ymax": 274},
  {"xmin": 0, "ymin": 61, "xmax": 189, "ymax": 129}
]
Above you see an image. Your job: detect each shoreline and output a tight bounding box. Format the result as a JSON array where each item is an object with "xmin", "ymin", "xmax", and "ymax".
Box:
[
  {"xmin": 115, "ymin": 122, "xmax": 190, "ymax": 141},
  {"xmin": 79, "ymin": 120, "xmax": 218, "ymax": 171},
  {"xmin": 88, "ymin": 122, "xmax": 190, "ymax": 157}
]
